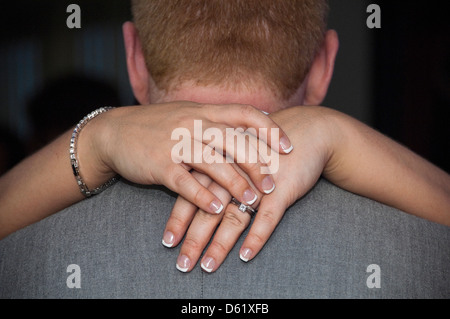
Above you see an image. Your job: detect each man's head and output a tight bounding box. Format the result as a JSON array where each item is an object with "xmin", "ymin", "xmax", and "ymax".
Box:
[{"xmin": 125, "ymin": 0, "xmax": 339, "ymax": 112}]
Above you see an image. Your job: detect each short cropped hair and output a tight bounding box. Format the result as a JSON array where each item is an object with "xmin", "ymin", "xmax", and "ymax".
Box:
[{"xmin": 132, "ymin": 0, "xmax": 329, "ymax": 101}]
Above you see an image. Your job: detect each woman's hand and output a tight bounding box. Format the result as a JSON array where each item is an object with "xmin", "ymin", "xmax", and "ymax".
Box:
[
  {"xmin": 81, "ymin": 101, "xmax": 293, "ymax": 215},
  {"xmin": 163, "ymin": 106, "xmax": 336, "ymax": 272},
  {"xmin": 0, "ymin": 101, "xmax": 293, "ymax": 239},
  {"xmin": 163, "ymin": 103, "xmax": 450, "ymax": 273}
]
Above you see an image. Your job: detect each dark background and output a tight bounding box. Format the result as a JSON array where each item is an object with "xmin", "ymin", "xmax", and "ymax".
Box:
[
  {"xmin": 372, "ymin": 1, "xmax": 450, "ymax": 173},
  {"xmin": 0, "ymin": 0, "xmax": 449, "ymax": 174}
]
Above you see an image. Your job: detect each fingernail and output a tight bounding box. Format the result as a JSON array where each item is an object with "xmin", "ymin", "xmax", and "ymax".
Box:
[
  {"xmin": 176, "ymin": 255, "xmax": 191, "ymax": 272},
  {"xmin": 262, "ymin": 176, "xmax": 275, "ymax": 194},
  {"xmin": 162, "ymin": 231, "xmax": 174, "ymax": 248},
  {"xmin": 210, "ymin": 199, "xmax": 224, "ymax": 214},
  {"xmin": 201, "ymin": 257, "xmax": 215, "ymax": 273},
  {"xmin": 280, "ymin": 136, "xmax": 294, "ymax": 154},
  {"xmin": 240, "ymin": 248, "xmax": 253, "ymax": 262},
  {"xmin": 243, "ymin": 189, "xmax": 258, "ymax": 205}
]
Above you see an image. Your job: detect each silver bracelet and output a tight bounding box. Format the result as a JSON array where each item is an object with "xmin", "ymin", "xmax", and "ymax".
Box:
[{"xmin": 70, "ymin": 107, "xmax": 119, "ymax": 197}]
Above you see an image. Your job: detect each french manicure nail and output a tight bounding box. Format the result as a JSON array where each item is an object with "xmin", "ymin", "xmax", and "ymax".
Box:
[
  {"xmin": 201, "ymin": 257, "xmax": 215, "ymax": 273},
  {"xmin": 162, "ymin": 231, "xmax": 174, "ymax": 248},
  {"xmin": 262, "ymin": 176, "xmax": 275, "ymax": 194},
  {"xmin": 280, "ymin": 136, "xmax": 294, "ymax": 154},
  {"xmin": 240, "ymin": 248, "xmax": 253, "ymax": 262},
  {"xmin": 243, "ymin": 189, "xmax": 258, "ymax": 205},
  {"xmin": 176, "ymin": 255, "xmax": 191, "ymax": 272},
  {"xmin": 210, "ymin": 199, "xmax": 224, "ymax": 214}
]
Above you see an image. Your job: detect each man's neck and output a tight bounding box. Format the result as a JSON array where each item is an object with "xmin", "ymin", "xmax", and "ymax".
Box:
[{"xmin": 150, "ymin": 82, "xmax": 305, "ymax": 114}]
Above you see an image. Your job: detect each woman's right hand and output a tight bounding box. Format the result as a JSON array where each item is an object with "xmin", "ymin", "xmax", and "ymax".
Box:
[{"xmin": 80, "ymin": 101, "xmax": 293, "ymax": 215}]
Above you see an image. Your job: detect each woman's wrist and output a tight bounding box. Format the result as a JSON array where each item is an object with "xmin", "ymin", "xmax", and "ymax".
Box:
[
  {"xmin": 311, "ymin": 106, "xmax": 352, "ymax": 184},
  {"xmin": 75, "ymin": 108, "xmax": 118, "ymax": 193}
]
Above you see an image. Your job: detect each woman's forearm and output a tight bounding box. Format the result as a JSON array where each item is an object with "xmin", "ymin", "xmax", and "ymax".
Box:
[
  {"xmin": 0, "ymin": 102, "xmax": 293, "ymax": 239},
  {"xmin": 0, "ymin": 113, "xmax": 114, "ymax": 240},
  {"xmin": 325, "ymin": 110, "xmax": 450, "ymax": 225},
  {"xmin": 0, "ymin": 130, "xmax": 84, "ymax": 239}
]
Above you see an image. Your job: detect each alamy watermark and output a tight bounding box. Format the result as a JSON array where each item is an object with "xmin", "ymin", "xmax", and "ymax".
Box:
[
  {"xmin": 66, "ymin": 4, "xmax": 81, "ymax": 29},
  {"xmin": 366, "ymin": 264, "xmax": 381, "ymax": 288},
  {"xmin": 66, "ymin": 264, "xmax": 81, "ymax": 288},
  {"xmin": 366, "ymin": 4, "xmax": 381, "ymax": 29},
  {"xmin": 171, "ymin": 120, "xmax": 280, "ymax": 174}
]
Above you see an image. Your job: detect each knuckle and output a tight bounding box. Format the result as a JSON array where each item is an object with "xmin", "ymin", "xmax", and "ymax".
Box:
[
  {"xmin": 182, "ymin": 236, "xmax": 203, "ymax": 252},
  {"xmin": 240, "ymin": 104, "xmax": 255, "ymax": 118},
  {"xmin": 222, "ymin": 210, "xmax": 247, "ymax": 228},
  {"xmin": 217, "ymin": 168, "xmax": 245, "ymax": 191},
  {"xmin": 227, "ymin": 170, "xmax": 246, "ymax": 187},
  {"xmin": 192, "ymin": 170, "xmax": 212, "ymax": 183},
  {"xmin": 168, "ymin": 213, "xmax": 189, "ymax": 230},
  {"xmin": 258, "ymin": 209, "xmax": 279, "ymax": 226},
  {"xmin": 173, "ymin": 171, "xmax": 191, "ymax": 189},
  {"xmin": 208, "ymin": 239, "xmax": 229, "ymax": 256},
  {"xmin": 247, "ymin": 231, "xmax": 266, "ymax": 247},
  {"xmin": 243, "ymin": 161, "xmax": 260, "ymax": 174},
  {"xmin": 197, "ymin": 210, "xmax": 220, "ymax": 223},
  {"xmin": 192, "ymin": 187, "xmax": 207, "ymax": 207}
]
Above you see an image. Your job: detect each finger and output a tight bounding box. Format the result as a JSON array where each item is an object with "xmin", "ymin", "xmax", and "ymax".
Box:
[
  {"xmin": 199, "ymin": 124, "xmax": 278, "ymax": 194},
  {"xmin": 189, "ymin": 144, "xmax": 260, "ymax": 209},
  {"xmin": 162, "ymin": 172, "xmax": 213, "ymax": 248},
  {"xmin": 231, "ymin": 132, "xmax": 277, "ymax": 194},
  {"xmin": 203, "ymin": 104, "xmax": 294, "ymax": 154},
  {"xmin": 164, "ymin": 165, "xmax": 225, "ymax": 215},
  {"xmin": 176, "ymin": 182, "xmax": 231, "ymax": 272},
  {"xmin": 172, "ymin": 137, "xmax": 259, "ymax": 211},
  {"xmin": 238, "ymin": 194, "xmax": 287, "ymax": 263},
  {"xmin": 199, "ymin": 200, "xmax": 254, "ymax": 273}
]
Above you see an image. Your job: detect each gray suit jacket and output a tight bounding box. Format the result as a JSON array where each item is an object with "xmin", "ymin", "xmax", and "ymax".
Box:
[{"xmin": 1, "ymin": 178, "xmax": 449, "ymax": 298}]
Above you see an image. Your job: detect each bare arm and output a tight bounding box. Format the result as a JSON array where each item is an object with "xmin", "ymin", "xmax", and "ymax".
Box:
[
  {"xmin": 0, "ymin": 102, "xmax": 292, "ymax": 240},
  {"xmin": 164, "ymin": 105, "xmax": 450, "ymax": 273},
  {"xmin": 0, "ymin": 129, "xmax": 85, "ymax": 238},
  {"xmin": 0, "ymin": 117, "xmax": 116, "ymax": 239},
  {"xmin": 325, "ymin": 107, "xmax": 450, "ymax": 225}
]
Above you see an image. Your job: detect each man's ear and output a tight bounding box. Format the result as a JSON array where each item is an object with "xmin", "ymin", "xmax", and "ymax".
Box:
[
  {"xmin": 123, "ymin": 21, "xmax": 151, "ymax": 105},
  {"xmin": 303, "ymin": 30, "xmax": 339, "ymax": 106}
]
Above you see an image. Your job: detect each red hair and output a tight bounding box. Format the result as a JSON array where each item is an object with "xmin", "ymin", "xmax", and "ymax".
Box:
[{"xmin": 132, "ymin": 0, "xmax": 329, "ymax": 101}]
